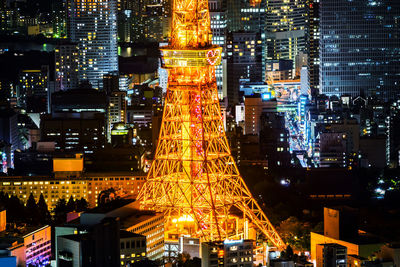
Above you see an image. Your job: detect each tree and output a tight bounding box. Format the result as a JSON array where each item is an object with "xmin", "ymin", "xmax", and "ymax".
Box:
[
  {"xmin": 66, "ymin": 196, "xmax": 76, "ymax": 212},
  {"xmin": 53, "ymin": 198, "xmax": 68, "ymax": 224},
  {"xmin": 176, "ymin": 252, "xmax": 191, "ymax": 266},
  {"xmin": 0, "ymin": 191, "xmax": 7, "ymax": 211},
  {"xmin": 26, "ymin": 193, "xmax": 39, "ymax": 225},
  {"xmin": 97, "ymin": 188, "xmax": 118, "ymax": 206},
  {"xmin": 281, "ymin": 245, "xmax": 294, "ymax": 260},
  {"xmin": 131, "ymin": 259, "xmax": 159, "ymax": 267},
  {"xmin": 6, "ymin": 194, "xmax": 25, "ymax": 222},
  {"xmin": 183, "ymin": 257, "xmax": 201, "ymax": 267},
  {"xmin": 37, "ymin": 193, "xmax": 51, "ymax": 224},
  {"xmin": 76, "ymin": 198, "xmax": 88, "ymax": 212},
  {"xmin": 278, "ymin": 216, "xmax": 310, "ymax": 252}
]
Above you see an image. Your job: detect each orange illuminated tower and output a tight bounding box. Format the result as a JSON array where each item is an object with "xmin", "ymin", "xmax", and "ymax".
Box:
[{"xmin": 137, "ymin": 0, "xmax": 285, "ymax": 250}]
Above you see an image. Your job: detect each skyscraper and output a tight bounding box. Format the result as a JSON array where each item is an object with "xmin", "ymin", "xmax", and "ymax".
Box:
[
  {"xmin": 265, "ymin": 0, "xmax": 307, "ymax": 63},
  {"xmin": 55, "ymin": 43, "xmax": 79, "ymax": 91},
  {"xmin": 68, "ymin": 0, "xmax": 119, "ymax": 89},
  {"xmin": 227, "ymin": 31, "xmax": 264, "ymax": 105},
  {"xmin": 319, "ymin": 0, "xmax": 400, "ymax": 100},
  {"xmin": 307, "ymin": 0, "xmax": 320, "ymax": 98},
  {"xmin": 225, "ymin": 0, "xmax": 272, "ymax": 104},
  {"xmin": 18, "ymin": 67, "xmax": 50, "ymax": 113},
  {"xmin": 118, "ymin": 0, "xmax": 170, "ymax": 43},
  {"xmin": 227, "ymin": 0, "xmax": 266, "ymax": 33},
  {"xmin": 209, "ymin": 0, "xmax": 227, "ymax": 98}
]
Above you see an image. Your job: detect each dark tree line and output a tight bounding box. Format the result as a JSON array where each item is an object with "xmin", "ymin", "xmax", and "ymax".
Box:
[
  {"xmin": 53, "ymin": 196, "xmax": 89, "ymax": 224},
  {"xmin": 0, "ymin": 192, "xmax": 88, "ymax": 226}
]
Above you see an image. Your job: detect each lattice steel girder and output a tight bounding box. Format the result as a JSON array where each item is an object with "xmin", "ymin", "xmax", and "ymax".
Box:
[{"xmin": 137, "ymin": 0, "xmax": 286, "ymax": 251}]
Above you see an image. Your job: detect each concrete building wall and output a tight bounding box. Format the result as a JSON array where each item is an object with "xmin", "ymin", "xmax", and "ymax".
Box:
[
  {"xmin": 324, "ymin": 207, "xmax": 340, "ymax": 239},
  {"xmin": 57, "ymin": 236, "xmax": 81, "ymax": 267},
  {"xmin": 125, "ymin": 214, "xmax": 164, "ymax": 260},
  {"xmin": 24, "ymin": 225, "xmax": 51, "ymax": 266}
]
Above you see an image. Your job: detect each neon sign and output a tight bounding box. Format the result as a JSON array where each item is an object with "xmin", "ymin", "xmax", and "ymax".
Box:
[{"xmin": 206, "ymin": 49, "xmax": 220, "ymax": 65}]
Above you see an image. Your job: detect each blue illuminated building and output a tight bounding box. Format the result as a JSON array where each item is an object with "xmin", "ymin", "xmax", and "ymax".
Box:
[
  {"xmin": 239, "ymin": 81, "xmax": 269, "ymax": 96},
  {"xmin": 298, "ymin": 95, "xmax": 308, "ymax": 135},
  {"xmin": 319, "ymin": 0, "xmax": 400, "ymax": 100},
  {"xmin": 0, "ymin": 257, "xmax": 16, "ymax": 267}
]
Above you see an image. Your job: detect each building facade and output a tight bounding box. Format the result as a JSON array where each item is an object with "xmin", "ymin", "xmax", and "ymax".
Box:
[
  {"xmin": 17, "ymin": 67, "xmax": 49, "ymax": 113},
  {"xmin": 307, "ymin": 0, "xmax": 320, "ymax": 98},
  {"xmin": 227, "ymin": 31, "xmax": 264, "ymax": 105},
  {"xmin": 0, "ymin": 225, "xmax": 51, "ymax": 267},
  {"xmin": 107, "ymin": 90, "xmax": 127, "ymax": 139},
  {"xmin": 201, "ymin": 239, "xmax": 254, "ymax": 267},
  {"xmin": 209, "ymin": 0, "xmax": 227, "ymax": 99},
  {"xmin": 265, "ymin": 0, "xmax": 307, "ymax": 64},
  {"xmin": 40, "ymin": 112, "xmax": 106, "ymax": 153},
  {"xmin": 0, "ymin": 173, "xmax": 145, "ymax": 209},
  {"xmin": 68, "ymin": 0, "xmax": 119, "ymax": 89},
  {"xmin": 120, "ymin": 231, "xmax": 147, "ymax": 265},
  {"xmin": 55, "ymin": 43, "xmax": 79, "ymax": 91},
  {"xmin": 319, "ymin": 0, "xmax": 400, "ymax": 100},
  {"xmin": 124, "ymin": 213, "xmax": 164, "ymax": 260}
]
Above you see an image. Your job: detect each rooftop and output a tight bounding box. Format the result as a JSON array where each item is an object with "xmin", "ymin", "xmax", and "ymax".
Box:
[
  {"xmin": 59, "ymin": 233, "xmax": 90, "ymax": 242},
  {"xmin": 120, "ymin": 230, "xmax": 145, "ymax": 239}
]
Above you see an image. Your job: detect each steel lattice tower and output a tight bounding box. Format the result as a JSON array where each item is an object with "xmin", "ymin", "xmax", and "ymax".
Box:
[{"xmin": 137, "ymin": 0, "xmax": 285, "ymax": 250}]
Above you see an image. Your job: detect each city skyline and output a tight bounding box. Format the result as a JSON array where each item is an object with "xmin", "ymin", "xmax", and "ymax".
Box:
[{"xmin": 0, "ymin": 0, "xmax": 399, "ymax": 266}]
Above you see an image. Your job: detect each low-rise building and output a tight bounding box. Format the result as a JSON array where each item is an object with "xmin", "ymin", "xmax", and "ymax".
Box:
[
  {"xmin": 0, "ymin": 172, "xmax": 145, "ymax": 209},
  {"xmin": 118, "ymin": 208, "xmax": 164, "ymax": 260},
  {"xmin": 0, "ymin": 225, "xmax": 51, "ymax": 267},
  {"xmin": 316, "ymin": 243, "xmax": 347, "ymax": 267},
  {"xmin": 120, "ymin": 231, "xmax": 146, "ymax": 266},
  {"xmin": 201, "ymin": 239, "xmax": 254, "ymax": 267},
  {"xmin": 57, "ymin": 217, "xmax": 120, "ymax": 267},
  {"xmin": 311, "ymin": 208, "xmax": 383, "ymax": 265},
  {"xmin": 59, "ymin": 200, "xmax": 165, "ymax": 261}
]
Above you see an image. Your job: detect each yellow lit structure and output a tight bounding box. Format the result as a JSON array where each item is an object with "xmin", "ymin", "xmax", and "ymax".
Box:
[
  {"xmin": 53, "ymin": 157, "xmax": 84, "ymax": 173},
  {"xmin": 138, "ymin": 0, "xmax": 285, "ymax": 250},
  {"xmin": 0, "ymin": 174, "xmax": 145, "ymax": 209}
]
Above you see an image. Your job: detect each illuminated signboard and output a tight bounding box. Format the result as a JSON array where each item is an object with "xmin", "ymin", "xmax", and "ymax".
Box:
[{"xmin": 261, "ymin": 92, "xmax": 272, "ymax": 101}]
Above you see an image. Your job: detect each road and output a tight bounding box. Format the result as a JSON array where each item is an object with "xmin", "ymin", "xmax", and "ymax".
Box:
[{"xmin": 284, "ymin": 111, "xmax": 308, "ymax": 168}]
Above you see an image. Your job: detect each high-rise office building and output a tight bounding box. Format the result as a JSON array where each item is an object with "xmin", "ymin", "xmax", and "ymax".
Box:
[
  {"xmin": 386, "ymin": 100, "xmax": 400, "ymax": 167},
  {"xmin": 17, "ymin": 67, "xmax": 50, "ymax": 113},
  {"xmin": 107, "ymin": 90, "xmax": 127, "ymax": 140},
  {"xmin": 209, "ymin": 0, "xmax": 227, "ymax": 99},
  {"xmin": 227, "ymin": 0, "xmax": 266, "ymax": 33},
  {"xmin": 118, "ymin": 0, "xmax": 170, "ymax": 43},
  {"xmin": 55, "ymin": 43, "xmax": 79, "ymax": 91},
  {"xmin": 244, "ymin": 95, "xmax": 277, "ymax": 135},
  {"xmin": 307, "ymin": 0, "xmax": 320, "ymax": 98},
  {"xmin": 68, "ymin": 0, "xmax": 118, "ymax": 89},
  {"xmin": 227, "ymin": 0, "xmax": 267, "ymax": 75},
  {"xmin": 52, "ymin": 0, "xmax": 68, "ymax": 38},
  {"xmin": 40, "ymin": 112, "xmax": 106, "ymax": 152},
  {"xmin": 319, "ymin": 0, "xmax": 400, "ymax": 100},
  {"xmin": 265, "ymin": 0, "xmax": 307, "ymax": 64},
  {"xmin": 0, "ymin": 106, "xmax": 19, "ymax": 152},
  {"xmin": 227, "ymin": 31, "xmax": 264, "ymax": 105}
]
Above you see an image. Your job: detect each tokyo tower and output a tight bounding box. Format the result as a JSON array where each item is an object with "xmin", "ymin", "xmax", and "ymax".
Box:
[{"xmin": 137, "ymin": 0, "xmax": 285, "ymax": 250}]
